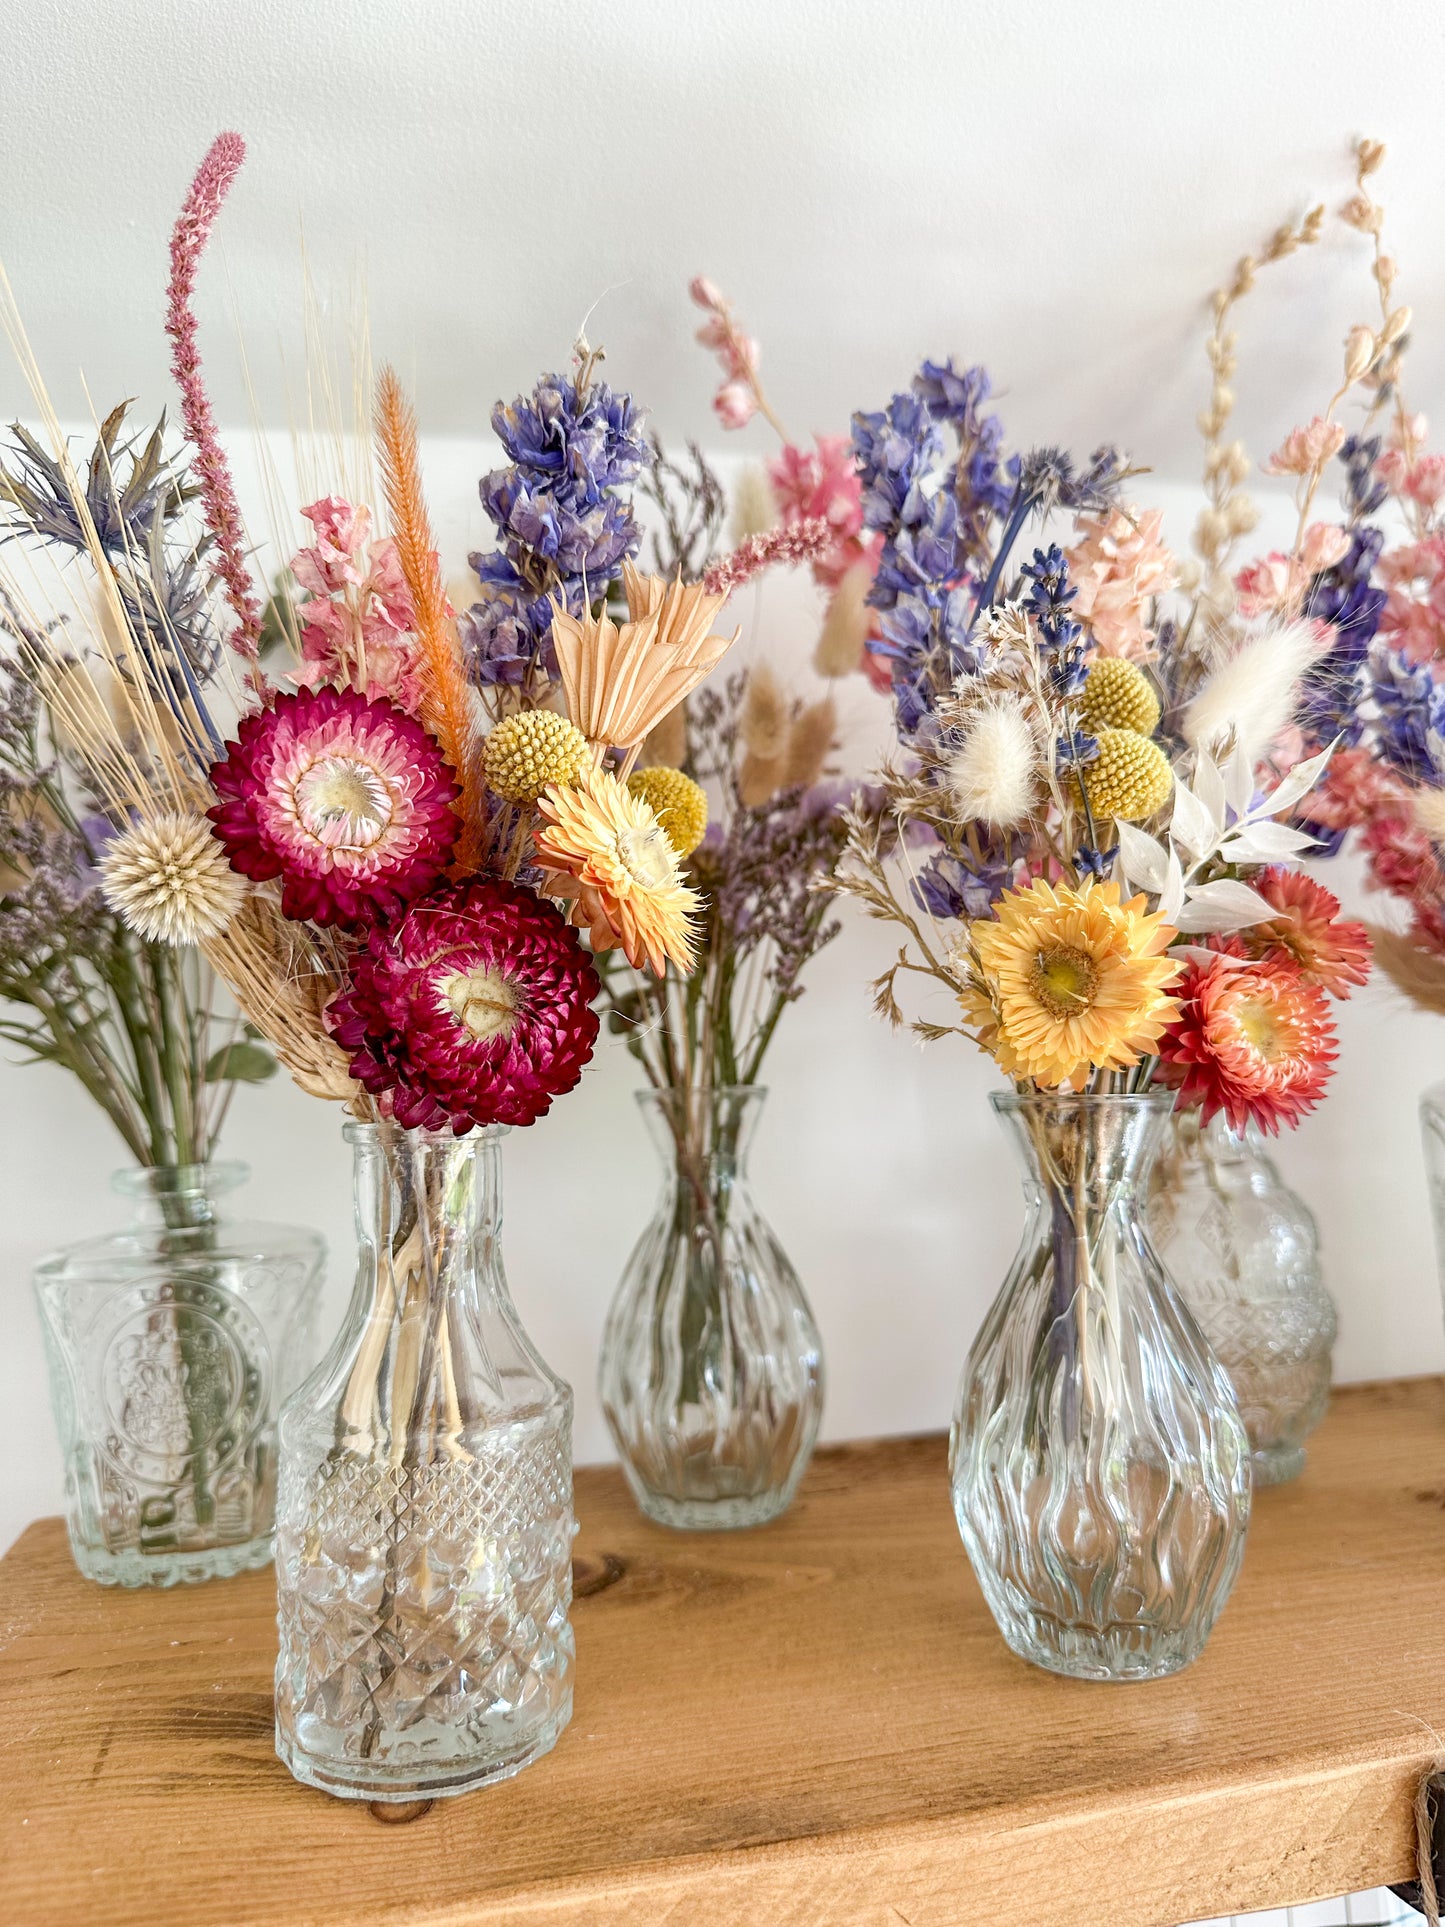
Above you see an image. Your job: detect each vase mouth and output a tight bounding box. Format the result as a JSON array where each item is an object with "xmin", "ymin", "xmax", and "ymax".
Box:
[
  {"xmin": 111, "ymin": 1160, "xmax": 247, "ymax": 1199},
  {"xmin": 343, "ymin": 1119, "xmax": 510, "ymax": 1147},
  {"xmin": 634, "ymin": 1084, "xmax": 766, "ymax": 1106},
  {"xmin": 990, "ymin": 1089, "xmax": 1177, "ymax": 1117}
]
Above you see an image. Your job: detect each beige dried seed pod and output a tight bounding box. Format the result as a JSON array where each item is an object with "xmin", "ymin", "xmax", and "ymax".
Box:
[
  {"xmin": 740, "ymin": 664, "xmax": 789, "ymax": 760},
  {"xmin": 814, "ymin": 561, "xmax": 873, "ymax": 678},
  {"xmin": 1344, "ymin": 326, "xmax": 1377, "ymax": 382},
  {"xmin": 782, "ymin": 696, "xmax": 837, "ymax": 790}
]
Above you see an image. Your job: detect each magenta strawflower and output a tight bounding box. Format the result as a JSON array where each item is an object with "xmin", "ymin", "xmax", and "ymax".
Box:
[
  {"xmin": 328, "ymin": 878, "xmax": 601, "ymax": 1130},
  {"xmin": 208, "ymin": 686, "xmax": 459, "ymax": 925}
]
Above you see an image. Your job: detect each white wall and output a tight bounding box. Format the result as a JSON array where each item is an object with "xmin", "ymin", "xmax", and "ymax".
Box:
[{"xmin": 5, "ymin": 0, "xmax": 1445, "ymax": 1552}]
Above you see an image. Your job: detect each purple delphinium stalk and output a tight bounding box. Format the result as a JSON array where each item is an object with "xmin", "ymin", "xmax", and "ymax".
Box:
[{"xmin": 459, "ymin": 371, "xmax": 650, "ymax": 694}]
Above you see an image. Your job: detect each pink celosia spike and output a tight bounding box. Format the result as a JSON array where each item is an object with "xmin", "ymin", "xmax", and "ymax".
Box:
[
  {"xmin": 166, "ymin": 132, "xmax": 266, "ymax": 682},
  {"xmin": 702, "ymin": 517, "xmax": 834, "ymax": 598}
]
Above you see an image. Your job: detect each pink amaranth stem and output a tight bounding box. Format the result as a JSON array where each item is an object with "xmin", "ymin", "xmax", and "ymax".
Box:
[
  {"xmin": 165, "ymin": 132, "xmax": 266, "ymax": 685},
  {"xmin": 702, "ymin": 517, "xmax": 833, "ymax": 598}
]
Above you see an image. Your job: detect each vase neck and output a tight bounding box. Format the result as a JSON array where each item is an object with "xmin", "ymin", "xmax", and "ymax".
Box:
[
  {"xmin": 348, "ymin": 1124, "xmax": 505, "ymax": 1289},
  {"xmin": 639, "ymin": 1086, "xmax": 765, "ymax": 1189},
  {"xmin": 993, "ymin": 1092, "xmax": 1174, "ymax": 1209},
  {"xmin": 112, "ymin": 1160, "xmax": 245, "ymax": 1232}
]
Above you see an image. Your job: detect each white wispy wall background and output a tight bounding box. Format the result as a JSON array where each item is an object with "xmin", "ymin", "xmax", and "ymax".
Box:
[{"xmin": 2, "ymin": 0, "xmax": 1445, "ymax": 1550}]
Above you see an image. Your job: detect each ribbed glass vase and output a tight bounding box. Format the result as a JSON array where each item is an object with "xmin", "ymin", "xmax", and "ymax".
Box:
[
  {"xmin": 1151, "ymin": 1111, "xmax": 1335, "ymax": 1485},
  {"xmin": 33, "ymin": 1162, "xmax": 324, "ymax": 1588},
  {"xmin": 1420, "ymin": 1081, "xmax": 1445, "ymax": 1332},
  {"xmin": 274, "ymin": 1121, "xmax": 575, "ymax": 1803},
  {"xmin": 599, "ymin": 1086, "xmax": 823, "ymax": 1530},
  {"xmin": 951, "ymin": 1091, "xmax": 1251, "ymax": 1682}
]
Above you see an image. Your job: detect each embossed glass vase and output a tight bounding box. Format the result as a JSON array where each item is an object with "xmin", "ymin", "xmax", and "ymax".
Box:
[
  {"xmin": 274, "ymin": 1121, "xmax": 575, "ymax": 1803},
  {"xmin": 599, "ymin": 1086, "xmax": 823, "ymax": 1530},
  {"xmin": 950, "ymin": 1092, "xmax": 1251, "ymax": 1681},
  {"xmin": 1150, "ymin": 1111, "xmax": 1335, "ymax": 1485},
  {"xmin": 33, "ymin": 1162, "xmax": 324, "ymax": 1588}
]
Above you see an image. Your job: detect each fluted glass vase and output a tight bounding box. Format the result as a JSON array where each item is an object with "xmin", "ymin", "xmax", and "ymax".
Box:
[
  {"xmin": 599, "ymin": 1086, "xmax": 823, "ymax": 1530},
  {"xmin": 951, "ymin": 1092, "xmax": 1251, "ymax": 1682},
  {"xmin": 1151, "ymin": 1111, "xmax": 1335, "ymax": 1485},
  {"xmin": 33, "ymin": 1162, "xmax": 324, "ymax": 1588},
  {"xmin": 1420, "ymin": 1081, "xmax": 1445, "ymax": 1332},
  {"xmin": 274, "ymin": 1122, "xmax": 575, "ymax": 1803}
]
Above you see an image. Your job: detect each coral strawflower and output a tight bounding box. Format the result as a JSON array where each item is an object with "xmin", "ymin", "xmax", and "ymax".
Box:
[
  {"xmin": 328, "ymin": 877, "xmax": 600, "ymax": 1131},
  {"xmin": 534, "ymin": 769, "xmax": 700, "ymax": 973},
  {"xmin": 1159, "ymin": 952, "xmax": 1338, "ymax": 1135},
  {"xmin": 209, "ymin": 686, "xmax": 458, "ymax": 926},
  {"xmin": 962, "ymin": 876, "xmax": 1180, "ymax": 1088},
  {"xmin": 1246, "ymin": 867, "xmax": 1372, "ymax": 997}
]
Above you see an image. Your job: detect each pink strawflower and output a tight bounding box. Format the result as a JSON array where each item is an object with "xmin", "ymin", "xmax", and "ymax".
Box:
[
  {"xmin": 1234, "ymin": 551, "xmax": 1309, "ymax": 619},
  {"xmin": 289, "ymin": 498, "xmax": 427, "ymax": 709},
  {"xmin": 1246, "ymin": 867, "xmax": 1371, "ymax": 997},
  {"xmin": 702, "ymin": 518, "xmax": 834, "ymax": 598},
  {"xmin": 165, "ymin": 133, "xmax": 264, "ymax": 676},
  {"xmin": 328, "ymin": 877, "xmax": 601, "ymax": 1131},
  {"xmin": 1263, "ymin": 417, "xmax": 1347, "ymax": 477},
  {"xmin": 1065, "ymin": 506, "xmax": 1177, "ymax": 659},
  {"xmin": 209, "ymin": 686, "xmax": 458, "ymax": 926},
  {"xmin": 1159, "ymin": 951, "xmax": 1338, "ymax": 1136}
]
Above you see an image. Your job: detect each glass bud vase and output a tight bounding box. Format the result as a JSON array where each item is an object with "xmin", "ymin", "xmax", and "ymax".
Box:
[
  {"xmin": 33, "ymin": 1162, "xmax": 324, "ymax": 1588},
  {"xmin": 1421, "ymin": 1082, "xmax": 1445, "ymax": 1331},
  {"xmin": 1150, "ymin": 1111, "xmax": 1336, "ymax": 1486},
  {"xmin": 274, "ymin": 1122, "xmax": 575, "ymax": 1803},
  {"xmin": 599, "ymin": 1086, "xmax": 823, "ymax": 1530},
  {"xmin": 951, "ymin": 1092, "xmax": 1251, "ymax": 1682}
]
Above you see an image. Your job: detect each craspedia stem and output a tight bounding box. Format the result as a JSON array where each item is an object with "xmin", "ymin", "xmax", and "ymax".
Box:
[{"xmin": 165, "ymin": 132, "xmax": 266, "ymax": 686}]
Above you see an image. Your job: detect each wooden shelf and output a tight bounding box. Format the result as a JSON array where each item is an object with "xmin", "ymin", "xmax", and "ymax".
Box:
[{"xmin": 1, "ymin": 1378, "xmax": 1442, "ymax": 1927}]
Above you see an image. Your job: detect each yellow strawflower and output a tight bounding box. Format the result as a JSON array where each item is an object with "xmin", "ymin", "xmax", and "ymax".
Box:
[
  {"xmin": 626, "ymin": 766, "xmax": 708, "ymax": 858},
  {"xmin": 483, "ymin": 712, "xmax": 588, "ymax": 804},
  {"xmin": 1079, "ymin": 658, "xmax": 1161, "ymax": 736},
  {"xmin": 961, "ymin": 876, "xmax": 1180, "ymax": 1088}
]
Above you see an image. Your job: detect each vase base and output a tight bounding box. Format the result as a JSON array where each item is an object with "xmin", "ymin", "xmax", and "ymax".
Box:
[
  {"xmin": 989, "ymin": 1605, "xmax": 1211, "ymax": 1682},
  {"xmin": 68, "ymin": 1532, "xmax": 273, "ymax": 1589},
  {"xmin": 275, "ymin": 1693, "xmax": 572, "ymax": 1802},
  {"xmin": 629, "ymin": 1485, "xmax": 800, "ymax": 1531},
  {"xmin": 1251, "ymin": 1441, "xmax": 1306, "ymax": 1486}
]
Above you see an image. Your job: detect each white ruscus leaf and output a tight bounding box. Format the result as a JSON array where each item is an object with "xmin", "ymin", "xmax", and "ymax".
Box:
[
  {"xmin": 1157, "ymin": 846, "xmax": 1186, "ymax": 925},
  {"xmin": 1114, "ymin": 821, "xmax": 1170, "ymax": 893},
  {"xmin": 1172, "ymin": 877, "xmax": 1280, "ymax": 935},
  {"xmin": 1193, "ymin": 747, "xmax": 1227, "ymax": 832},
  {"xmin": 1170, "ymin": 779, "xmax": 1217, "ymax": 862},
  {"xmin": 1260, "ymin": 742, "xmax": 1336, "ymax": 819},
  {"xmin": 1217, "ymin": 821, "xmax": 1319, "ymax": 863}
]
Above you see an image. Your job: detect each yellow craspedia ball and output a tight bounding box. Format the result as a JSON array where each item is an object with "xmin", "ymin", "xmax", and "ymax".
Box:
[
  {"xmin": 1079, "ymin": 658, "xmax": 1161, "ymax": 737},
  {"xmin": 483, "ymin": 711, "xmax": 588, "ymax": 804},
  {"xmin": 626, "ymin": 765, "xmax": 709, "ymax": 858},
  {"xmin": 1079, "ymin": 729, "xmax": 1174, "ymax": 823}
]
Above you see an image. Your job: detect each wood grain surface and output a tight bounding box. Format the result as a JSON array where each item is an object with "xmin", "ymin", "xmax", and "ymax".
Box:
[{"xmin": 2, "ymin": 1378, "xmax": 1443, "ymax": 1927}]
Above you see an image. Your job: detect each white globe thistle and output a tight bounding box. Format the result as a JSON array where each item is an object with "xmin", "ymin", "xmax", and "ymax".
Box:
[{"xmin": 100, "ymin": 812, "xmax": 245, "ymax": 945}]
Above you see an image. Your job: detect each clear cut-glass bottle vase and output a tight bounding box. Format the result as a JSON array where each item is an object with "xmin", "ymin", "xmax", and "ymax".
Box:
[
  {"xmin": 1150, "ymin": 1110, "xmax": 1335, "ymax": 1485},
  {"xmin": 274, "ymin": 1121, "xmax": 576, "ymax": 1803},
  {"xmin": 33, "ymin": 1161, "xmax": 324, "ymax": 1588},
  {"xmin": 951, "ymin": 1091, "xmax": 1251, "ymax": 1682},
  {"xmin": 599, "ymin": 1085, "xmax": 824, "ymax": 1530}
]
